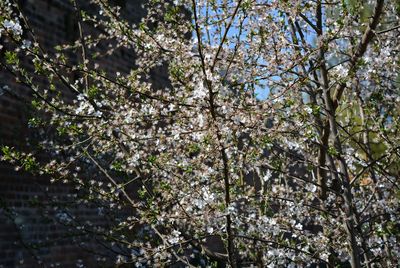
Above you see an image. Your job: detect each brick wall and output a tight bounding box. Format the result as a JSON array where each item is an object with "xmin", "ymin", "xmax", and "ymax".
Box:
[{"xmin": 0, "ymin": 1, "xmax": 152, "ymax": 267}]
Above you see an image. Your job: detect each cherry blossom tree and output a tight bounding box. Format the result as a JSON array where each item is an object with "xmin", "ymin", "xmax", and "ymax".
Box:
[{"xmin": 1, "ymin": 0, "xmax": 399, "ymax": 266}]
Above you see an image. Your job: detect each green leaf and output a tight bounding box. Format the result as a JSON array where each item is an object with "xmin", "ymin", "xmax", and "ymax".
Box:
[{"xmin": 5, "ymin": 51, "xmax": 19, "ymax": 65}]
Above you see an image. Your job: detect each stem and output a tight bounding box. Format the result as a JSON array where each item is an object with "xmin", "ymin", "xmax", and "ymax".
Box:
[
  {"xmin": 191, "ymin": 1, "xmax": 237, "ymax": 266},
  {"xmin": 316, "ymin": 1, "xmax": 361, "ymax": 266},
  {"xmin": 72, "ymin": 0, "xmax": 89, "ymax": 94}
]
